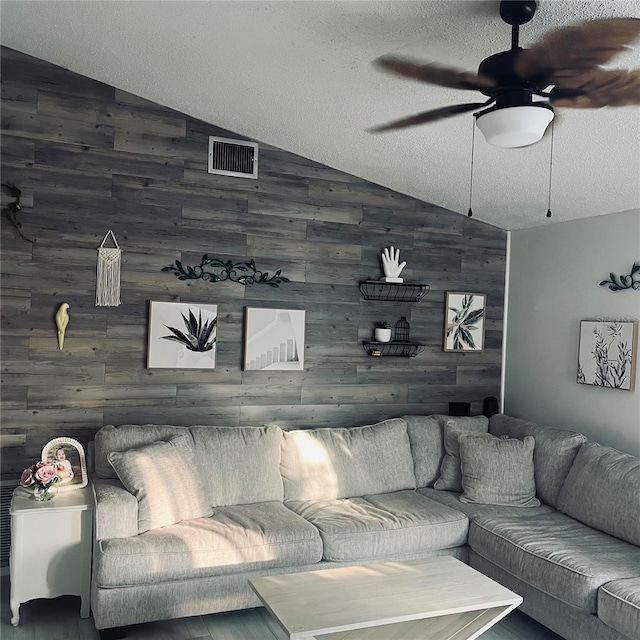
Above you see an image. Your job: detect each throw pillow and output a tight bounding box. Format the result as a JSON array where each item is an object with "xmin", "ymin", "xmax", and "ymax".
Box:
[
  {"xmin": 458, "ymin": 433, "xmax": 540, "ymax": 506},
  {"xmin": 108, "ymin": 434, "xmax": 213, "ymax": 533},
  {"xmin": 433, "ymin": 416, "xmax": 489, "ymax": 492}
]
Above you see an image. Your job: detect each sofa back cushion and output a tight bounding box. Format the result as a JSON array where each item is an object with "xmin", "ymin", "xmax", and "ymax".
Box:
[
  {"xmin": 190, "ymin": 426, "xmax": 284, "ymax": 507},
  {"xmin": 489, "ymin": 414, "xmax": 586, "ymax": 507},
  {"xmin": 402, "ymin": 415, "xmax": 446, "ymax": 488},
  {"xmin": 557, "ymin": 442, "xmax": 640, "ymax": 546},
  {"xmin": 434, "ymin": 416, "xmax": 489, "ymax": 492},
  {"xmin": 280, "ymin": 418, "xmax": 415, "ymax": 501},
  {"xmin": 95, "ymin": 424, "xmax": 188, "ymax": 479}
]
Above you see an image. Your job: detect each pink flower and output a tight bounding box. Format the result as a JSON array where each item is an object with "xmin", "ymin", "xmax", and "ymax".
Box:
[
  {"xmin": 20, "ymin": 467, "xmax": 35, "ymax": 487},
  {"xmin": 35, "ymin": 464, "xmax": 58, "ymax": 485},
  {"xmin": 56, "ymin": 464, "xmax": 72, "ymax": 480}
]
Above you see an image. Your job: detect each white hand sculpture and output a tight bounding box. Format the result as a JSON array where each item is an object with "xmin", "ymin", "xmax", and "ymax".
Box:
[{"xmin": 381, "ymin": 246, "xmax": 406, "ymax": 279}]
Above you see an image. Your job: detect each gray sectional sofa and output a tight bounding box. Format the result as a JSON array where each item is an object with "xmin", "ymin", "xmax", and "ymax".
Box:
[{"xmin": 91, "ymin": 414, "xmax": 640, "ymax": 640}]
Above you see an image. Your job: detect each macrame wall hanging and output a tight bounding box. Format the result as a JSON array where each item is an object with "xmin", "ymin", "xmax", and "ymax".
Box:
[{"xmin": 96, "ymin": 230, "xmax": 121, "ymax": 307}]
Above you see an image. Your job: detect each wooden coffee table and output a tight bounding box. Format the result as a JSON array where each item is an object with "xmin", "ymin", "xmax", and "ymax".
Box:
[{"xmin": 250, "ymin": 555, "xmax": 522, "ymax": 640}]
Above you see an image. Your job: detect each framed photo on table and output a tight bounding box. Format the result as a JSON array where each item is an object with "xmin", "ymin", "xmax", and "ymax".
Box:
[{"xmin": 41, "ymin": 437, "xmax": 88, "ymax": 494}]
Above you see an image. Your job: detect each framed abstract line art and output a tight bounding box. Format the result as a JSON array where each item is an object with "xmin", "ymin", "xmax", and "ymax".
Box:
[
  {"xmin": 244, "ymin": 308, "xmax": 305, "ymax": 371},
  {"xmin": 444, "ymin": 292, "xmax": 486, "ymax": 352},
  {"xmin": 41, "ymin": 437, "xmax": 88, "ymax": 494},
  {"xmin": 577, "ymin": 320, "xmax": 638, "ymax": 391},
  {"xmin": 147, "ymin": 301, "xmax": 218, "ymax": 369}
]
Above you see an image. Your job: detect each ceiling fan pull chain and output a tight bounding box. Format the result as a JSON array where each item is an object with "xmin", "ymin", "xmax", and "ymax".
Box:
[{"xmin": 546, "ymin": 121, "xmax": 555, "ymax": 219}]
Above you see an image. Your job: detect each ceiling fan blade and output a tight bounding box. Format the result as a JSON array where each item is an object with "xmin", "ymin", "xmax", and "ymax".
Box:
[
  {"xmin": 374, "ymin": 56, "xmax": 496, "ymax": 92},
  {"xmin": 516, "ymin": 18, "xmax": 640, "ymax": 83},
  {"xmin": 551, "ymin": 69, "xmax": 640, "ymax": 108},
  {"xmin": 369, "ymin": 100, "xmax": 494, "ymax": 133}
]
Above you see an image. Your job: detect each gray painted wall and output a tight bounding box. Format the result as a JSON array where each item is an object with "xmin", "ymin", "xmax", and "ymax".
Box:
[
  {"xmin": 0, "ymin": 47, "xmax": 506, "ymax": 477},
  {"xmin": 505, "ymin": 209, "xmax": 640, "ymax": 456}
]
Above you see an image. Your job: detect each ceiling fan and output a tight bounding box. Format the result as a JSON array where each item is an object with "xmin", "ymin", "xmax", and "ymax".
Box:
[{"xmin": 371, "ymin": 0, "xmax": 640, "ymax": 147}]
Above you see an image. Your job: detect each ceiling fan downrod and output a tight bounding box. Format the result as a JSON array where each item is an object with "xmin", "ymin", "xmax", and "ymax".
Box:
[{"xmin": 499, "ymin": 0, "xmax": 538, "ymax": 50}]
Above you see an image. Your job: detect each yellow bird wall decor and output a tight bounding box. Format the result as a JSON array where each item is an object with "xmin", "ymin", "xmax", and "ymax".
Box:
[{"xmin": 55, "ymin": 303, "xmax": 70, "ymax": 350}]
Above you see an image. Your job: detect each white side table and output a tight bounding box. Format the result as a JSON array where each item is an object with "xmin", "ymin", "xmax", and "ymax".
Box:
[{"xmin": 9, "ymin": 484, "xmax": 94, "ymax": 626}]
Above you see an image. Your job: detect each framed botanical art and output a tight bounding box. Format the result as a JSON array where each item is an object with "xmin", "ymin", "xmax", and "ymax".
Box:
[
  {"xmin": 41, "ymin": 437, "xmax": 88, "ymax": 494},
  {"xmin": 444, "ymin": 292, "xmax": 486, "ymax": 352},
  {"xmin": 577, "ymin": 320, "xmax": 638, "ymax": 391},
  {"xmin": 244, "ymin": 307, "xmax": 305, "ymax": 371},
  {"xmin": 147, "ymin": 301, "xmax": 217, "ymax": 369}
]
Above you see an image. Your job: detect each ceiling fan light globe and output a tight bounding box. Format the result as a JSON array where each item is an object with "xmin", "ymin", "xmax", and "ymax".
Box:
[{"xmin": 475, "ymin": 105, "xmax": 554, "ymax": 148}]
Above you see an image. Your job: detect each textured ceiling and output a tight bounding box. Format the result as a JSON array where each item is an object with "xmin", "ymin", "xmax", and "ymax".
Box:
[{"xmin": 2, "ymin": 0, "xmax": 639, "ymax": 230}]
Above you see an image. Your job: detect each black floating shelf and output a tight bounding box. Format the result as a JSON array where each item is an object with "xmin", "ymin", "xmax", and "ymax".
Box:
[
  {"xmin": 362, "ymin": 341, "xmax": 426, "ymax": 357},
  {"xmin": 359, "ymin": 281, "xmax": 430, "ymax": 302}
]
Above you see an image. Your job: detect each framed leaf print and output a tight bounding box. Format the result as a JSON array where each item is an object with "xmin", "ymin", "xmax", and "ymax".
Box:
[
  {"xmin": 444, "ymin": 292, "xmax": 486, "ymax": 352},
  {"xmin": 577, "ymin": 320, "xmax": 637, "ymax": 391},
  {"xmin": 147, "ymin": 301, "xmax": 217, "ymax": 369}
]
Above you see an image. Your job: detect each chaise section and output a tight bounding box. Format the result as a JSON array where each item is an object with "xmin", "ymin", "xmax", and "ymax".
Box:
[
  {"xmin": 96, "ymin": 501, "xmax": 322, "ymax": 587},
  {"xmin": 286, "ymin": 491, "xmax": 467, "ymax": 561},
  {"xmin": 469, "ymin": 512, "xmax": 640, "ymax": 613},
  {"xmin": 598, "ymin": 578, "xmax": 640, "ymax": 640}
]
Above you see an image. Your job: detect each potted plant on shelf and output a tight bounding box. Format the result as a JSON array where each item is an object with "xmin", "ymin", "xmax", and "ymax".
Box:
[{"xmin": 374, "ymin": 321, "xmax": 392, "ymax": 343}]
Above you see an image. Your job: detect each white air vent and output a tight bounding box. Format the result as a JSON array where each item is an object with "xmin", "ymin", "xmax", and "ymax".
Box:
[
  {"xmin": 0, "ymin": 478, "xmax": 19, "ymax": 571},
  {"xmin": 208, "ymin": 136, "xmax": 258, "ymax": 179}
]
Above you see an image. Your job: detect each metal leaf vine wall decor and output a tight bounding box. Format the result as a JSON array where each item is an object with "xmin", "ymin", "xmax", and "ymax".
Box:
[
  {"xmin": 162, "ymin": 255, "xmax": 290, "ymax": 288},
  {"xmin": 1, "ymin": 183, "xmax": 31, "ymax": 242},
  {"xmin": 599, "ymin": 262, "xmax": 640, "ymax": 292}
]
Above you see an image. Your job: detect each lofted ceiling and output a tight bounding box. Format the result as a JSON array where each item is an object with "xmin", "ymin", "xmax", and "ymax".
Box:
[{"xmin": 1, "ymin": 0, "xmax": 639, "ymax": 230}]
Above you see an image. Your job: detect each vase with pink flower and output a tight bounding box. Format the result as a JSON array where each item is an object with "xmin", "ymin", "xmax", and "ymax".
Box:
[{"xmin": 20, "ymin": 459, "xmax": 73, "ymax": 501}]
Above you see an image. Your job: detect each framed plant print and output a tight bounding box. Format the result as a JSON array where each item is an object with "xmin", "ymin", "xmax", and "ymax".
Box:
[
  {"xmin": 148, "ymin": 301, "xmax": 217, "ymax": 369},
  {"xmin": 577, "ymin": 320, "xmax": 638, "ymax": 391},
  {"xmin": 244, "ymin": 307, "xmax": 305, "ymax": 371},
  {"xmin": 41, "ymin": 437, "xmax": 88, "ymax": 494},
  {"xmin": 444, "ymin": 292, "xmax": 486, "ymax": 352}
]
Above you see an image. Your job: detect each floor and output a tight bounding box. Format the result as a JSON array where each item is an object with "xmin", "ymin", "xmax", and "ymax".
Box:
[{"xmin": 1, "ymin": 577, "xmax": 563, "ymax": 640}]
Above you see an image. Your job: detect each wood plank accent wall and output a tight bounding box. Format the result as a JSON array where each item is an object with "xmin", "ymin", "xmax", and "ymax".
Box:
[{"xmin": 0, "ymin": 47, "xmax": 507, "ymax": 477}]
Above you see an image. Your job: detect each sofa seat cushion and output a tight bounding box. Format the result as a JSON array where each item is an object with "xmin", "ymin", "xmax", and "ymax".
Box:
[
  {"xmin": 598, "ymin": 577, "xmax": 640, "ymax": 640},
  {"xmin": 469, "ymin": 512, "xmax": 640, "ymax": 613},
  {"xmin": 419, "ymin": 488, "xmax": 555, "ymax": 520},
  {"xmin": 96, "ymin": 502, "xmax": 322, "ymax": 588},
  {"xmin": 286, "ymin": 490, "xmax": 468, "ymax": 562}
]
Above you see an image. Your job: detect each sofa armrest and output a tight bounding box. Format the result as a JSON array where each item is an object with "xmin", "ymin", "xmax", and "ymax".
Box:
[{"xmin": 93, "ymin": 478, "xmax": 138, "ymax": 539}]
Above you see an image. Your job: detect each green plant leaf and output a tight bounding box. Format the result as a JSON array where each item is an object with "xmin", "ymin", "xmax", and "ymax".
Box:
[
  {"xmin": 464, "ymin": 308, "xmax": 484, "ymax": 325},
  {"xmin": 459, "ymin": 327, "xmax": 476, "ymax": 349}
]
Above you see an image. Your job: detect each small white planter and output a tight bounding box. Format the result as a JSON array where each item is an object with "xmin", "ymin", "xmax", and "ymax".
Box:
[{"xmin": 374, "ymin": 328, "xmax": 392, "ymax": 342}]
